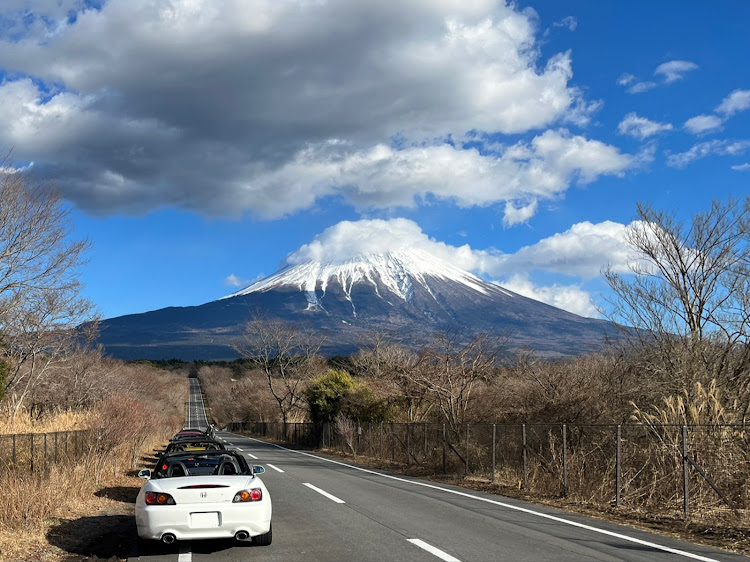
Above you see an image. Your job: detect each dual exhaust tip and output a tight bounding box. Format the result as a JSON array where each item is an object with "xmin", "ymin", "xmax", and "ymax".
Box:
[{"xmin": 160, "ymin": 531, "xmax": 250, "ymax": 544}]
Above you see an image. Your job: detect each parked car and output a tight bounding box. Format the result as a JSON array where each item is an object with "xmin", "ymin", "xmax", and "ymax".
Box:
[
  {"xmin": 136, "ymin": 450, "xmax": 272, "ymax": 545},
  {"xmin": 170, "ymin": 428, "xmax": 208, "ymax": 441}
]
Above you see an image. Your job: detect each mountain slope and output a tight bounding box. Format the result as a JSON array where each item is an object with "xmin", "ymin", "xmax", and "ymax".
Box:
[{"xmin": 96, "ymin": 249, "xmax": 616, "ymax": 360}]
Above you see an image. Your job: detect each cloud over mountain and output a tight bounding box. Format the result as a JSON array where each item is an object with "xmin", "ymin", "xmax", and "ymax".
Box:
[{"xmin": 278, "ymin": 217, "xmax": 636, "ymax": 317}]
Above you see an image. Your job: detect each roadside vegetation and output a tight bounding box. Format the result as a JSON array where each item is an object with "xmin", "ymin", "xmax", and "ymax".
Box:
[{"xmin": 0, "ymin": 169, "xmax": 188, "ymax": 561}]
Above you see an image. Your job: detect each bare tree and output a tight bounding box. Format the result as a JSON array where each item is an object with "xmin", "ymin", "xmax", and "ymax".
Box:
[
  {"xmin": 0, "ymin": 166, "xmax": 95, "ymax": 417},
  {"xmin": 409, "ymin": 331, "xmax": 506, "ymax": 429},
  {"xmin": 603, "ymin": 197, "xmax": 750, "ymax": 416},
  {"xmin": 351, "ymin": 333, "xmax": 434, "ymax": 422},
  {"xmin": 234, "ymin": 314, "xmax": 325, "ymax": 425}
]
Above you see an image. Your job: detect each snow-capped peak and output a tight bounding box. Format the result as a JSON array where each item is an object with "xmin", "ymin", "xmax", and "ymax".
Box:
[{"xmin": 222, "ymin": 247, "xmax": 511, "ymax": 305}]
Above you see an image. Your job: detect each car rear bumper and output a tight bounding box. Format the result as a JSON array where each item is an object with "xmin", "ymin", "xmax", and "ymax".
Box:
[{"xmin": 135, "ymin": 502, "xmax": 271, "ymax": 541}]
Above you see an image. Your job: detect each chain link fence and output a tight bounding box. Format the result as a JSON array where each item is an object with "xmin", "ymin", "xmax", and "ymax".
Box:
[
  {"xmin": 228, "ymin": 420, "xmax": 750, "ymax": 522},
  {"xmin": 0, "ymin": 430, "xmax": 92, "ymax": 474}
]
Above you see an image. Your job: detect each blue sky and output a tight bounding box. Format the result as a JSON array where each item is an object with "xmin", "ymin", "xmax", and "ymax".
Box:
[{"xmin": 0, "ymin": 1, "xmax": 748, "ymax": 319}]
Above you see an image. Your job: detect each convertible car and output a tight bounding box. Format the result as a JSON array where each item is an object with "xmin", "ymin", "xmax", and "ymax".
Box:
[{"xmin": 136, "ymin": 450, "xmax": 272, "ymax": 545}]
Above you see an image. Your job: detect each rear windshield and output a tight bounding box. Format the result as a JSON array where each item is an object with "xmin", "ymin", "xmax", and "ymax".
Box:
[{"xmin": 154, "ymin": 452, "xmax": 250, "ymax": 478}]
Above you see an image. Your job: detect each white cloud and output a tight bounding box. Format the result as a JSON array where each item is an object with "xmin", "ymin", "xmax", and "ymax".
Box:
[
  {"xmin": 683, "ymin": 114, "xmax": 724, "ymax": 135},
  {"xmin": 681, "ymin": 89, "xmax": 750, "ymax": 137},
  {"xmin": 492, "ymin": 220, "xmax": 635, "ymax": 278},
  {"xmin": 498, "ymin": 275, "xmax": 599, "ymax": 318},
  {"xmin": 716, "ymin": 89, "xmax": 750, "ymax": 116},
  {"xmin": 235, "ymin": 129, "xmax": 634, "ymax": 223},
  {"xmin": 617, "ymin": 112, "xmax": 673, "ymax": 140},
  {"xmin": 731, "ymin": 163, "xmax": 750, "ymax": 171},
  {"xmin": 223, "ymin": 274, "xmax": 248, "ymax": 287},
  {"xmin": 283, "ymin": 217, "xmax": 636, "ymax": 317},
  {"xmin": 654, "ymin": 60, "xmax": 699, "ymax": 83},
  {"xmin": 667, "ymin": 140, "xmax": 750, "ymax": 168},
  {"xmin": 627, "ymin": 81, "xmax": 657, "ymax": 94},
  {"xmin": 0, "ymin": 0, "xmax": 612, "ymax": 217},
  {"xmin": 619, "ymin": 60, "xmax": 698, "ymax": 96},
  {"xmin": 503, "ymin": 199, "xmax": 538, "ymax": 226},
  {"xmin": 549, "ymin": 15, "xmax": 577, "ymax": 32}
]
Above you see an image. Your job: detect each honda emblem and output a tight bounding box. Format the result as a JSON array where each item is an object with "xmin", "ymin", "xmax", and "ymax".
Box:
[{"xmin": 200, "ymin": 492, "xmax": 207, "ymax": 498}]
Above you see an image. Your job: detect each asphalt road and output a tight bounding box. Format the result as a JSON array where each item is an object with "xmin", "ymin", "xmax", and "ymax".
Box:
[
  {"xmin": 185, "ymin": 379, "xmax": 209, "ymax": 430},
  {"xmin": 129, "ymin": 382, "xmax": 749, "ymax": 562}
]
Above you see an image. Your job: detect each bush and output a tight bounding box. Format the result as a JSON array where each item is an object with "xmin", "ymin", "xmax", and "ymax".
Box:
[{"xmin": 305, "ymin": 369, "xmax": 357, "ymax": 423}]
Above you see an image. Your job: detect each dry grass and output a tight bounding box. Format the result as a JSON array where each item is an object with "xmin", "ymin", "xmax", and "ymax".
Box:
[
  {"xmin": 0, "ymin": 407, "xmax": 91, "ymax": 436},
  {"xmin": 0, "ymin": 359, "xmax": 187, "ymax": 561},
  {"xmin": 0, "ymin": 430, "xmax": 173, "ymax": 562}
]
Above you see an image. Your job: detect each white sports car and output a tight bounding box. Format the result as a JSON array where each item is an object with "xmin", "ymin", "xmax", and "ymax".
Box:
[{"xmin": 135, "ymin": 450, "xmax": 272, "ymax": 545}]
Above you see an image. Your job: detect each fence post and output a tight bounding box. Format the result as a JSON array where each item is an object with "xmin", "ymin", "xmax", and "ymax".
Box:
[
  {"xmin": 465, "ymin": 423, "xmax": 470, "ymax": 476},
  {"xmin": 406, "ymin": 424, "xmax": 411, "ymax": 467},
  {"xmin": 54, "ymin": 432, "xmax": 59, "ymax": 464},
  {"xmin": 522, "ymin": 424, "xmax": 528, "ymax": 489},
  {"xmin": 12, "ymin": 434, "xmax": 16, "ymax": 467},
  {"xmin": 491, "ymin": 423, "xmax": 496, "ymax": 483},
  {"xmin": 380, "ymin": 422, "xmax": 383, "ymax": 459},
  {"xmin": 682, "ymin": 424, "xmax": 690, "ymax": 520},
  {"xmin": 443, "ymin": 424, "xmax": 447, "ymax": 474},
  {"xmin": 562, "ymin": 424, "xmax": 568, "ymax": 496},
  {"xmin": 30, "ymin": 434, "xmax": 34, "ymax": 473},
  {"xmin": 44, "ymin": 433, "xmax": 48, "ymax": 474},
  {"xmin": 391, "ymin": 423, "xmax": 395, "ymax": 463},
  {"xmin": 616, "ymin": 425, "xmax": 622, "ymax": 507}
]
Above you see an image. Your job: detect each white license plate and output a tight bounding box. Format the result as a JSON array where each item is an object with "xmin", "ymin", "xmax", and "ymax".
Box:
[{"xmin": 190, "ymin": 512, "xmax": 220, "ymax": 528}]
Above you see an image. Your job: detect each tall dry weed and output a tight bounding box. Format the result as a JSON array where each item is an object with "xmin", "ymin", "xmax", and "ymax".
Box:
[{"xmin": 0, "ymin": 406, "xmax": 91, "ymax": 436}]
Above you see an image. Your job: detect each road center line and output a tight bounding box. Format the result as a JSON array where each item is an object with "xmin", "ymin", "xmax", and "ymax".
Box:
[
  {"xmin": 408, "ymin": 539, "xmax": 460, "ymax": 562},
  {"xmin": 267, "ymin": 463, "xmax": 284, "ymax": 473},
  {"xmin": 239, "ymin": 435, "xmax": 721, "ymax": 562},
  {"xmin": 303, "ymin": 483, "xmax": 345, "ymax": 503},
  {"xmin": 177, "ymin": 542, "xmax": 191, "ymax": 562}
]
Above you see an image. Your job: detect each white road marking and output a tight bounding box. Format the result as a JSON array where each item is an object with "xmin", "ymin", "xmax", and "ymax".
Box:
[
  {"xmin": 267, "ymin": 463, "xmax": 284, "ymax": 473},
  {"xmin": 236, "ymin": 447, "xmax": 244, "ymax": 451},
  {"xmin": 246, "ymin": 453, "xmax": 258, "ymax": 460},
  {"xmin": 178, "ymin": 542, "xmax": 191, "ymax": 562},
  {"xmin": 303, "ymin": 483, "xmax": 345, "ymax": 504},
  {"xmin": 237, "ymin": 436, "xmax": 722, "ymax": 562},
  {"xmin": 408, "ymin": 539, "xmax": 460, "ymax": 562}
]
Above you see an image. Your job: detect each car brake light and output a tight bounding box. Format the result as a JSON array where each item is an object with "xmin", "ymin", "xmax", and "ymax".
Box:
[
  {"xmin": 145, "ymin": 492, "xmax": 176, "ymax": 505},
  {"xmin": 233, "ymin": 488, "xmax": 262, "ymax": 502}
]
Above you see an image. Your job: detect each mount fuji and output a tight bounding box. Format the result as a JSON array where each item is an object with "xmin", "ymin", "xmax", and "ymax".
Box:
[{"xmin": 95, "ymin": 248, "xmax": 617, "ymax": 360}]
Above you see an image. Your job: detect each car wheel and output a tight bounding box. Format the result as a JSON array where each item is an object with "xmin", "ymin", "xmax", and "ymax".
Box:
[{"xmin": 253, "ymin": 524, "xmax": 272, "ymax": 546}]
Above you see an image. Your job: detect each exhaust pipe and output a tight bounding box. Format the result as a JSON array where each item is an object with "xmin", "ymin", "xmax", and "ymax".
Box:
[
  {"xmin": 161, "ymin": 533, "xmax": 176, "ymax": 545},
  {"xmin": 235, "ymin": 530, "xmax": 250, "ymax": 541}
]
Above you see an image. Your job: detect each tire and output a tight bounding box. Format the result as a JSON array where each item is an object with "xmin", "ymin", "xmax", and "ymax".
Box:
[{"xmin": 253, "ymin": 524, "xmax": 272, "ymax": 546}]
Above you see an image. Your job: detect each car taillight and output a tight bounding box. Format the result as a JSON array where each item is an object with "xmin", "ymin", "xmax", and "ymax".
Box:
[
  {"xmin": 233, "ymin": 488, "xmax": 262, "ymax": 502},
  {"xmin": 145, "ymin": 492, "xmax": 176, "ymax": 505}
]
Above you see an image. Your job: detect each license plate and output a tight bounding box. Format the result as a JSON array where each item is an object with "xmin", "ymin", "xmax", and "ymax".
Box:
[{"xmin": 190, "ymin": 512, "xmax": 220, "ymax": 528}]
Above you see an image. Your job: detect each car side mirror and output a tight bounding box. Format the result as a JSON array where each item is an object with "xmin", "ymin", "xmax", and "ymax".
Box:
[
  {"xmin": 252, "ymin": 465, "xmax": 265, "ymax": 475},
  {"xmin": 138, "ymin": 469, "xmax": 152, "ymax": 479}
]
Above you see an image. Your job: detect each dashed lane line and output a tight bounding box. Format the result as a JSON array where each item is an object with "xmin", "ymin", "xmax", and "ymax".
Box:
[
  {"xmin": 267, "ymin": 463, "xmax": 284, "ymax": 473},
  {"xmin": 408, "ymin": 539, "xmax": 461, "ymax": 562},
  {"xmin": 246, "ymin": 453, "xmax": 258, "ymax": 460},
  {"xmin": 303, "ymin": 483, "xmax": 345, "ymax": 504},
  {"xmin": 177, "ymin": 542, "xmax": 191, "ymax": 562}
]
